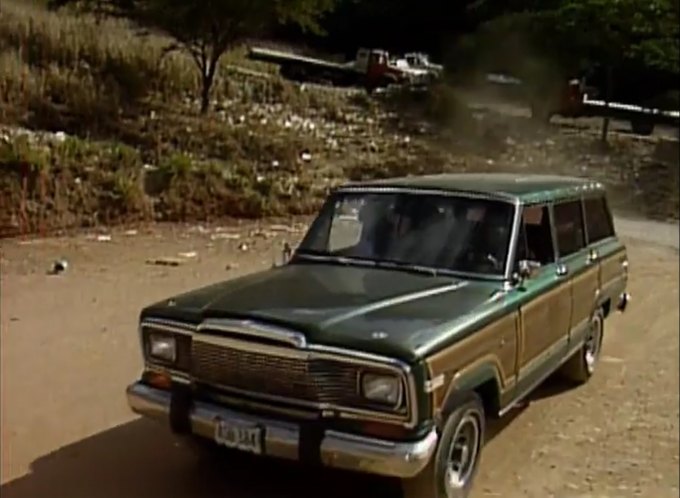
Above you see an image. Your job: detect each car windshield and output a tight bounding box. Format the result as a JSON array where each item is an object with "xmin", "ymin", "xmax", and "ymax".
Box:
[{"xmin": 297, "ymin": 191, "xmax": 515, "ymax": 277}]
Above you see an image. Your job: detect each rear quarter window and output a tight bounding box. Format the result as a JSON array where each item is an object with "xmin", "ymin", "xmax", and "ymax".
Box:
[
  {"xmin": 553, "ymin": 200, "xmax": 586, "ymax": 257},
  {"xmin": 584, "ymin": 196, "xmax": 615, "ymax": 243}
]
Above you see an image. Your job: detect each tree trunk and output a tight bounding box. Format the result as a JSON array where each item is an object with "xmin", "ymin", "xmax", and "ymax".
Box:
[
  {"xmin": 200, "ymin": 75, "xmax": 211, "ymax": 114},
  {"xmin": 600, "ymin": 65, "xmax": 614, "ymax": 144},
  {"xmin": 199, "ymin": 54, "xmax": 220, "ymax": 114}
]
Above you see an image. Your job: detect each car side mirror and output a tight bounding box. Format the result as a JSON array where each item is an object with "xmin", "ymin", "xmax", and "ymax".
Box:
[{"xmin": 516, "ymin": 260, "xmax": 541, "ymax": 282}]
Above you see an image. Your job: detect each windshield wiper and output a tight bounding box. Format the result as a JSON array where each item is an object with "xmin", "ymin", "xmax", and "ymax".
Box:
[
  {"xmin": 295, "ymin": 251, "xmax": 378, "ymax": 268},
  {"xmin": 375, "ymin": 260, "xmax": 441, "ymax": 277},
  {"xmin": 295, "ymin": 251, "xmax": 445, "ymax": 276}
]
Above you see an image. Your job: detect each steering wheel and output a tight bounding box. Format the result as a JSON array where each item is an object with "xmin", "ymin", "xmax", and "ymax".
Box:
[
  {"xmin": 465, "ymin": 251, "xmax": 501, "ymax": 273},
  {"xmin": 485, "ymin": 253, "xmax": 502, "ymax": 271}
]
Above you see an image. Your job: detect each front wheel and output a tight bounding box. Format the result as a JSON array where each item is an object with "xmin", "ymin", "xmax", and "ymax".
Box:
[{"xmin": 401, "ymin": 392, "xmax": 485, "ymax": 498}]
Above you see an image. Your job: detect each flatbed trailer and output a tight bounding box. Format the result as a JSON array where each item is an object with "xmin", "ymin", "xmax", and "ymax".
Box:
[
  {"xmin": 248, "ymin": 46, "xmax": 432, "ymax": 91},
  {"xmin": 576, "ymin": 97, "xmax": 680, "ymax": 135},
  {"xmin": 483, "ymin": 73, "xmax": 679, "ymax": 135},
  {"xmin": 529, "ymin": 78, "xmax": 679, "ymax": 136},
  {"xmin": 249, "ymin": 47, "xmax": 359, "ymax": 86}
]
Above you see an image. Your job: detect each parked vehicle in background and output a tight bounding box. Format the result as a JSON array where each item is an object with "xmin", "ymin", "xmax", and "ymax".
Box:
[
  {"xmin": 483, "ymin": 72, "xmax": 679, "ymax": 135},
  {"xmin": 127, "ymin": 173, "xmax": 630, "ymax": 498},
  {"xmin": 248, "ymin": 46, "xmax": 437, "ymax": 91},
  {"xmin": 403, "ymin": 52, "xmax": 444, "ymax": 78},
  {"xmin": 530, "ymin": 77, "xmax": 680, "ymax": 135}
]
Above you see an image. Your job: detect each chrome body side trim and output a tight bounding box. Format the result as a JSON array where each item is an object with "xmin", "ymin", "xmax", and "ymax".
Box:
[
  {"xmin": 499, "ymin": 332, "xmax": 585, "ymax": 418},
  {"xmin": 126, "ymin": 382, "xmax": 437, "ymax": 478},
  {"xmin": 515, "ymin": 334, "xmax": 569, "ymax": 384}
]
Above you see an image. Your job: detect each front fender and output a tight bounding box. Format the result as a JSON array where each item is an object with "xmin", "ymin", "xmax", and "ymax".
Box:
[{"xmin": 438, "ymin": 362, "xmax": 502, "ymax": 422}]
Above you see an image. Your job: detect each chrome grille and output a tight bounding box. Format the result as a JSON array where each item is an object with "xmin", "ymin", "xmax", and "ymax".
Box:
[{"xmin": 191, "ymin": 340, "xmax": 367, "ymax": 407}]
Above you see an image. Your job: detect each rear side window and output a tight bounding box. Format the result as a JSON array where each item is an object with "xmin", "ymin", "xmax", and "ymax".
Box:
[
  {"xmin": 584, "ymin": 196, "xmax": 614, "ymax": 243},
  {"xmin": 553, "ymin": 200, "xmax": 586, "ymax": 257}
]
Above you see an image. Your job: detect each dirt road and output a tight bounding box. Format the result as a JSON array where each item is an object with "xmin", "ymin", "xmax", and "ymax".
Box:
[{"xmin": 1, "ymin": 218, "xmax": 678, "ymax": 498}]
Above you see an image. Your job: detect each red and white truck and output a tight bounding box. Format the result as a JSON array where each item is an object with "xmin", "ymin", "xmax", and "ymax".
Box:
[{"xmin": 248, "ymin": 46, "xmax": 438, "ymax": 91}]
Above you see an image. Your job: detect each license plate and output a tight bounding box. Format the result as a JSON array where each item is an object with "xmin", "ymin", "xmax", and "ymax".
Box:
[{"xmin": 213, "ymin": 418, "xmax": 263, "ymax": 455}]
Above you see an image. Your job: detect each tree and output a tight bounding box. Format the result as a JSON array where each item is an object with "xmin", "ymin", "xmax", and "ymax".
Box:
[
  {"xmin": 551, "ymin": 0, "xmax": 679, "ymax": 141},
  {"xmin": 50, "ymin": 0, "xmax": 337, "ymax": 113},
  {"xmin": 468, "ymin": 0, "xmax": 678, "ymax": 140}
]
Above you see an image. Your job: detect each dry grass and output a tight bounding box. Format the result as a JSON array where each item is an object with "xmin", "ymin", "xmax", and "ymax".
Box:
[
  {"xmin": 0, "ymin": 0, "xmax": 354, "ymax": 159},
  {"xmin": 0, "ymin": 0, "xmax": 374, "ymax": 235},
  {"xmin": 0, "ymin": 1, "xmax": 194, "ymax": 111},
  {"xmin": 0, "ymin": 0, "xmax": 303, "ymax": 126},
  {"xmin": 0, "ymin": 130, "xmax": 331, "ymax": 236}
]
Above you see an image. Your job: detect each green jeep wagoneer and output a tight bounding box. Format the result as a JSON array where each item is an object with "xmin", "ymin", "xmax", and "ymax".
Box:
[{"xmin": 127, "ymin": 173, "xmax": 630, "ymax": 498}]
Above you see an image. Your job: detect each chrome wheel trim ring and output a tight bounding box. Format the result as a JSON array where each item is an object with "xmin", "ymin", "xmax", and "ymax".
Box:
[{"xmin": 444, "ymin": 412, "xmax": 481, "ymax": 496}]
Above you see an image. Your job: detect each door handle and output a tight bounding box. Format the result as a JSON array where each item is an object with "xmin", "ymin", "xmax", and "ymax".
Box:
[
  {"xmin": 556, "ymin": 263, "xmax": 569, "ymax": 277},
  {"xmin": 587, "ymin": 249, "xmax": 599, "ymax": 264}
]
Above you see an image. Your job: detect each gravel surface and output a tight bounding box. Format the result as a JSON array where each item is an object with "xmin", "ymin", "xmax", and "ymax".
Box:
[
  {"xmin": 1, "ymin": 217, "xmax": 678, "ymax": 498},
  {"xmin": 615, "ymin": 217, "xmax": 679, "ymax": 250}
]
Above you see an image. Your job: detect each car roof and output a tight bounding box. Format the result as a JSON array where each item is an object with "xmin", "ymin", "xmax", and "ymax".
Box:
[{"xmin": 339, "ymin": 173, "xmax": 605, "ymax": 204}]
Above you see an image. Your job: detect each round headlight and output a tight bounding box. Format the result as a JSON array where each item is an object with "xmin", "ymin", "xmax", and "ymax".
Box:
[
  {"xmin": 149, "ymin": 333, "xmax": 177, "ymax": 363},
  {"xmin": 360, "ymin": 373, "xmax": 403, "ymax": 406}
]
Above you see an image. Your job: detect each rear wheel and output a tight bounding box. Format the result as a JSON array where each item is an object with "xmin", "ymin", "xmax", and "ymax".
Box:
[
  {"xmin": 529, "ymin": 98, "xmax": 553, "ymax": 124},
  {"xmin": 631, "ymin": 119, "xmax": 655, "ymax": 136},
  {"xmin": 401, "ymin": 392, "xmax": 485, "ymax": 498},
  {"xmin": 560, "ymin": 310, "xmax": 604, "ymax": 383},
  {"xmin": 280, "ymin": 64, "xmax": 307, "ymax": 82}
]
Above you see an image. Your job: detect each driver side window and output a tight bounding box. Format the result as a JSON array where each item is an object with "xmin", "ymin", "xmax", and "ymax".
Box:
[{"xmin": 514, "ymin": 205, "xmax": 555, "ymax": 270}]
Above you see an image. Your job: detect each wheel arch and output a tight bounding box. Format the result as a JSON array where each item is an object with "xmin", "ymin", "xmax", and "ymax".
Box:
[{"xmin": 440, "ymin": 363, "xmax": 503, "ymax": 422}]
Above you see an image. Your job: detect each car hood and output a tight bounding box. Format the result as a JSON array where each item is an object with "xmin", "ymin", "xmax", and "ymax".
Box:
[{"xmin": 141, "ymin": 262, "xmax": 500, "ymax": 361}]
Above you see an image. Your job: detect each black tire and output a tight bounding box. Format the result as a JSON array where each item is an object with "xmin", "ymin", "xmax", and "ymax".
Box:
[
  {"xmin": 560, "ymin": 310, "xmax": 605, "ymax": 384},
  {"xmin": 631, "ymin": 119, "xmax": 655, "ymax": 136},
  {"xmin": 529, "ymin": 100, "xmax": 553, "ymax": 124},
  {"xmin": 366, "ymin": 75, "xmax": 398, "ymax": 93},
  {"xmin": 401, "ymin": 392, "xmax": 485, "ymax": 498},
  {"xmin": 280, "ymin": 64, "xmax": 307, "ymax": 82}
]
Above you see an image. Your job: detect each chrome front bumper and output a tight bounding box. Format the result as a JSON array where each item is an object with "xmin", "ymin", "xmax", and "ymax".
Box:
[{"xmin": 126, "ymin": 382, "xmax": 437, "ymax": 478}]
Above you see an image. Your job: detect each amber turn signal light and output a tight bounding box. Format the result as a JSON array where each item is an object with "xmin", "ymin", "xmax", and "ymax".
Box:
[
  {"xmin": 143, "ymin": 370, "xmax": 172, "ymax": 390},
  {"xmin": 359, "ymin": 421, "xmax": 409, "ymax": 440}
]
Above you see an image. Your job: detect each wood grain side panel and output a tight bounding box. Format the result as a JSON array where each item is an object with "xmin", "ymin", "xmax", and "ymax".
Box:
[
  {"xmin": 519, "ymin": 282, "xmax": 571, "ymax": 369},
  {"xmin": 571, "ymin": 265, "xmax": 599, "ymax": 327},
  {"xmin": 600, "ymin": 249, "xmax": 628, "ymax": 292},
  {"xmin": 426, "ymin": 312, "xmax": 519, "ymax": 409}
]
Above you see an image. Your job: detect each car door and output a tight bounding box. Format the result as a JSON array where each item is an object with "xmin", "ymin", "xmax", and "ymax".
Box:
[
  {"xmin": 513, "ymin": 203, "xmax": 572, "ymax": 395},
  {"xmin": 582, "ymin": 194, "xmax": 628, "ymax": 307},
  {"xmin": 553, "ymin": 198, "xmax": 599, "ymax": 348}
]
